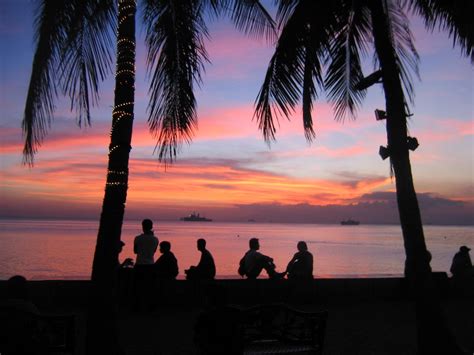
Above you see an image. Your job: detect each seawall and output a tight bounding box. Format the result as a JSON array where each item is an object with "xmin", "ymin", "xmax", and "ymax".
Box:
[{"xmin": 2, "ymin": 271, "xmax": 468, "ymax": 310}]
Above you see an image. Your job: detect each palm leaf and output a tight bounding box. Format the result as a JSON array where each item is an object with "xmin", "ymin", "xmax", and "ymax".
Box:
[
  {"xmin": 143, "ymin": 0, "xmax": 209, "ymax": 162},
  {"xmin": 225, "ymin": 0, "xmax": 276, "ymax": 42},
  {"xmin": 254, "ymin": 0, "xmax": 336, "ymax": 142},
  {"xmin": 382, "ymin": 0, "xmax": 420, "ymax": 107},
  {"xmin": 58, "ymin": 0, "xmax": 116, "ymax": 127},
  {"xmin": 324, "ymin": 1, "xmax": 372, "ymax": 121},
  {"xmin": 405, "ymin": 0, "xmax": 473, "ymax": 63},
  {"xmin": 22, "ymin": 0, "xmax": 71, "ymax": 164}
]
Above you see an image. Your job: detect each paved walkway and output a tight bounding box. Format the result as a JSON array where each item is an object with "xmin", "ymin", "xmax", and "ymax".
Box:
[{"xmin": 114, "ymin": 299, "xmax": 473, "ymax": 355}]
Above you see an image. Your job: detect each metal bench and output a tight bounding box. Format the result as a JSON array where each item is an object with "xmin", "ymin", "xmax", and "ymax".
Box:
[{"xmin": 239, "ymin": 304, "xmax": 327, "ymax": 354}]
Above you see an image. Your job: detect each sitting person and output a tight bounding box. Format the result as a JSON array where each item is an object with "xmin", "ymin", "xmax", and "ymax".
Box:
[
  {"xmin": 117, "ymin": 240, "xmax": 134, "ymax": 269},
  {"xmin": 0, "ymin": 275, "xmax": 41, "ymax": 354},
  {"xmin": 450, "ymin": 245, "xmax": 473, "ymax": 278},
  {"xmin": 238, "ymin": 238, "xmax": 284, "ymax": 279},
  {"xmin": 154, "ymin": 241, "xmax": 179, "ymax": 279},
  {"xmin": 286, "ymin": 241, "xmax": 313, "ymax": 280},
  {"xmin": 185, "ymin": 238, "xmax": 216, "ymax": 280}
]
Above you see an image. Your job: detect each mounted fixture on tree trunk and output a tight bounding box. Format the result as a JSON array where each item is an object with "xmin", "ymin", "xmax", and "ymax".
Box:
[
  {"xmin": 407, "ymin": 136, "xmax": 419, "ymax": 151},
  {"xmin": 354, "ymin": 69, "xmax": 383, "ymax": 91},
  {"xmin": 374, "ymin": 109, "xmax": 387, "ymax": 120},
  {"xmin": 379, "ymin": 145, "xmax": 390, "ymax": 160}
]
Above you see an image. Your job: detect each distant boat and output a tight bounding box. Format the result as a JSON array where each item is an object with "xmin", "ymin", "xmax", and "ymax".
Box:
[
  {"xmin": 341, "ymin": 218, "xmax": 360, "ymax": 225},
  {"xmin": 180, "ymin": 212, "xmax": 212, "ymax": 222}
]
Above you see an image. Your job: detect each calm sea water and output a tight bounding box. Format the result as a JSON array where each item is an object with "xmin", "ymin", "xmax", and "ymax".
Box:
[{"xmin": 0, "ymin": 219, "xmax": 472, "ymax": 280}]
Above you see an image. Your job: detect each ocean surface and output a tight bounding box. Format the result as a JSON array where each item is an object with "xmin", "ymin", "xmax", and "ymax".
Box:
[{"xmin": 0, "ymin": 219, "xmax": 472, "ymax": 280}]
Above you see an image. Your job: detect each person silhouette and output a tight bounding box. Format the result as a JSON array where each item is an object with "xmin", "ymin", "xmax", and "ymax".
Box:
[
  {"xmin": 286, "ymin": 241, "xmax": 313, "ymax": 280},
  {"xmin": 117, "ymin": 240, "xmax": 134, "ymax": 269},
  {"xmin": 132, "ymin": 220, "xmax": 158, "ymax": 311},
  {"xmin": 238, "ymin": 238, "xmax": 284, "ymax": 279},
  {"xmin": 154, "ymin": 241, "xmax": 179, "ymax": 279},
  {"xmin": 134, "ymin": 219, "xmax": 159, "ymax": 265},
  {"xmin": 0, "ymin": 275, "xmax": 42, "ymax": 353},
  {"xmin": 450, "ymin": 245, "xmax": 473, "ymax": 278},
  {"xmin": 185, "ymin": 238, "xmax": 216, "ymax": 280}
]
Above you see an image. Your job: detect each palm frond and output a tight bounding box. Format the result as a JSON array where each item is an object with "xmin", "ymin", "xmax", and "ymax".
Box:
[
  {"xmin": 324, "ymin": 2, "xmax": 372, "ymax": 121},
  {"xmin": 255, "ymin": 1, "xmax": 335, "ymax": 142},
  {"xmin": 202, "ymin": 0, "xmax": 276, "ymax": 42},
  {"xmin": 275, "ymin": 0, "xmax": 300, "ymax": 28},
  {"xmin": 143, "ymin": 0, "xmax": 209, "ymax": 162},
  {"xmin": 22, "ymin": 0, "xmax": 71, "ymax": 164},
  {"xmin": 405, "ymin": 0, "xmax": 473, "ymax": 63},
  {"xmin": 382, "ymin": 0, "xmax": 420, "ymax": 106},
  {"xmin": 59, "ymin": 0, "xmax": 116, "ymax": 127},
  {"xmin": 254, "ymin": 2, "xmax": 307, "ymax": 142},
  {"xmin": 226, "ymin": 0, "xmax": 276, "ymax": 42}
]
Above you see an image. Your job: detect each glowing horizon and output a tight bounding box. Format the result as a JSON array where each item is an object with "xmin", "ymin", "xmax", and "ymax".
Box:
[{"xmin": 0, "ymin": 1, "xmax": 472, "ymax": 224}]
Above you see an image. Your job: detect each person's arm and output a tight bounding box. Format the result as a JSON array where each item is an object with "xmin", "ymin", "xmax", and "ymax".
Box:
[
  {"xmin": 308, "ymin": 253, "xmax": 314, "ymax": 275},
  {"xmin": 259, "ymin": 252, "xmax": 273, "ymax": 263},
  {"xmin": 172, "ymin": 255, "xmax": 179, "ymax": 278},
  {"xmin": 133, "ymin": 238, "xmax": 138, "ymax": 254},
  {"xmin": 286, "ymin": 253, "xmax": 298, "ymax": 272}
]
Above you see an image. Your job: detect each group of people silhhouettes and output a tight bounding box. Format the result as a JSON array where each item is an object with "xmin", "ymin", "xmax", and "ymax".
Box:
[
  {"xmin": 120, "ymin": 219, "xmax": 474, "ymax": 283},
  {"xmin": 120, "ymin": 219, "xmax": 315, "ymax": 280}
]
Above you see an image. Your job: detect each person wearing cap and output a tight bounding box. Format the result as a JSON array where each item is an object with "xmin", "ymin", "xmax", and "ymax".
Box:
[
  {"xmin": 450, "ymin": 245, "xmax": 473, "ymax": 278},
  {"xmin": 238, "ymin": 238, "xmax": 285, "ymax": 279}
]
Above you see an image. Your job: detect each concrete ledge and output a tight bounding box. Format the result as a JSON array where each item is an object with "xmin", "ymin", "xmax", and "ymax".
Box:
[{"xmin": 2, "ymin": 272, "xmax": 465, "ymax": 310}]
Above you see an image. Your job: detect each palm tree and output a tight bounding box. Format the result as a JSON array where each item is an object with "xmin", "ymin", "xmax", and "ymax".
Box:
[
  {"xmin": 23, "ymin": 0, "xmax": 274, "ymax": 352},
  {"xmin": 255, "ymin": 0, "xmax": 471, "ymax": 353}
]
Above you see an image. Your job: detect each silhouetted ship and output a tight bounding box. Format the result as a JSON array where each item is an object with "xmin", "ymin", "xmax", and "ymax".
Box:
[
  {"xmin": 180, "ymin": 212, "xmax": 212, "ymax": 222},
  {"xmin": 340, "ymin": 218, "xmax": 360, "ymax": 225}
]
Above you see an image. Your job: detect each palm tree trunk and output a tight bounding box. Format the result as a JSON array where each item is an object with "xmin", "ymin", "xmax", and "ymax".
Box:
[
  {"xmin": 369, "ymin": 0, "xmax": 430, "ymax": 284},
  {"xmin": 87, "ymin": 0, "xmax": 136, "ymax": 353},
  {"xmin": 369, "ymin": 1, "xmax": 465, "ymax": 354}
]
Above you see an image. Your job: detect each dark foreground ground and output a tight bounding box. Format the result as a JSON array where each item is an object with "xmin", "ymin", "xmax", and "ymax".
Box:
[
  {"xmin": 2, "ymin": 277, "xmax": 473, "ymax": 354},
  {"xmin": 114, "ymin": 299, "xmax": 473, "ymax": 355}
]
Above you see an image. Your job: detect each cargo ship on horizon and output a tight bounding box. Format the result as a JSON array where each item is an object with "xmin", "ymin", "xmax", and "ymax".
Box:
[
  {"xmin": 341, "ymin": 218, "xmax": 360, "ymax": 225},
  {"xmin": 180, "ymin": 212, "xmax": 212, "ymax": 222}
]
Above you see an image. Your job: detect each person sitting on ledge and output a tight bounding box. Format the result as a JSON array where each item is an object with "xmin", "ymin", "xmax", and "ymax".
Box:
[
  {"xmin": 450, "ymin": 245, "xmax": 473, "ymax": 279},
  {"xmin": 185, "ymin": 238, "xmax": 216, "ymax": 280},
  {"xmin": 238, "ymin": 238, "xmax": 285, "ymax": 279},
  {"xmin": 154, "ymin": 241, "xmax": 179, "ymax": 279},
  {"xmin": 286, "ymin": 241, "xmax": 313, "ymax": 280},
  {"xmin": 117, "ymin": 240, "xmax": 134, "ymax": 269}
]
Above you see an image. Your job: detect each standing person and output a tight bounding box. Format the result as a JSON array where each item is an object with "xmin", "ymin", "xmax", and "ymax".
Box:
[
  {"xmin": 133, "ymin": 219, "xmax": 158, "ymax": 311},
  {"xmin": 154, "ymin": 241, "xmax": 179, "ymax": 279},
  {"xmin": 185, "ymin": 238, "xmax": 216, "ymax": 280},
  {"xmin": 238, "ymin": 238, "xmax": 284, "ymax": 279},
  {"xmin": 286, "ymin": 241, "xmax": 313, "ymax": 280},
  {"xmin": 134, "ymin": 219, "xmax": 159, "ymax": 265},
  {"xmin": 450, "ymin": 245, "xmax": 473, "ymax": 278}
]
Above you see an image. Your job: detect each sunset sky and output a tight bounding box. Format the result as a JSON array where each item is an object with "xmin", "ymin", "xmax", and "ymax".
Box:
[{"xmin": 0, "ymin": 1, "xmax": 473, "ymax": 224}]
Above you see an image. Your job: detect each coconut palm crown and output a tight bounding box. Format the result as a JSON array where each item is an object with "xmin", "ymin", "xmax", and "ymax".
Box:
[
  {"xmin": 255, "ymin": 0, "xmax": 472, "ymax": 276},
  {"xmin": 255, "ymin": 2, "xmax": 472, "ymax": 352},
  {"xmin": 23, "ymin": 1, "xmax": 275, "ymax": 352}
]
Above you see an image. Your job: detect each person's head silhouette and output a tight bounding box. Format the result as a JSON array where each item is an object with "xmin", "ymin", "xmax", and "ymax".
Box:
[
  {"xmin": 142, "ymin": 219, "xmax": 153, "ymax": 233},
  {"xmin": 197, "ymin": 238, "xmax": 206, "ymax": 251},
  {"xmin": 249, "ymin": 237, "xmax": 259, "ymax": 250},
  {"xmin": 160, "ymin": 241, "xmax": 171, "ymax": 253},
  {"xmin": 297, "ymin": 241, "xmax": 308, "ymax": 252},
  {"xmin": 6, "ymin": 275, "xmax": 29, "ymax": 300}
]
